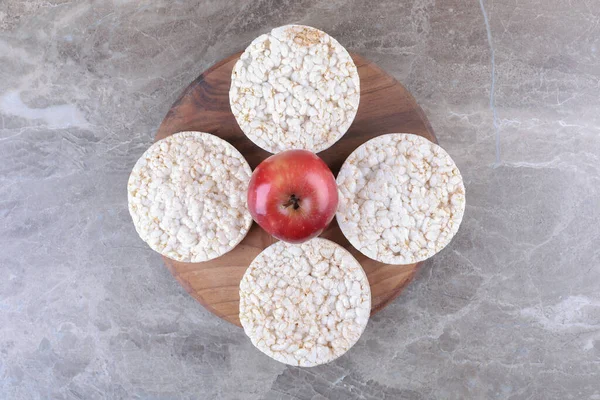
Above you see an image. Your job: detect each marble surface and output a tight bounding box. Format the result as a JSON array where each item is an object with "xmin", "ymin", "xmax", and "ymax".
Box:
[{"xmin": 1, "ymin": 0, "xmax": 599, "ymax": 399}]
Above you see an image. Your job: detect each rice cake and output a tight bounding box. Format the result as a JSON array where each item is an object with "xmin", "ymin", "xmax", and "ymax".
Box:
[
  {"xmin": 239, "ymin": 238, "xmax": 371, "ymax": 367},
  {"xmin": 336, "ymin": 133, "xmax": 466, "ymax": 265},
  {"xmin": 230, "ymin": 24, "xmax": 360, "ymax": 153},
  {"xmin": 127, "ymin": 131, "xmax": 252, "ymax": 262}
]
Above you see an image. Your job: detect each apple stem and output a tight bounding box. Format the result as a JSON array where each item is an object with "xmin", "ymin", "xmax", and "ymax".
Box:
[{"xmin": 283, "ymin": 194, "xmax": 301, "ymax": 210}]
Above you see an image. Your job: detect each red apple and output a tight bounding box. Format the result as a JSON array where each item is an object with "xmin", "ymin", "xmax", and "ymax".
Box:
[{"xmin": 247, "ymin": 150, "xmax": 338, "ymax": 243}]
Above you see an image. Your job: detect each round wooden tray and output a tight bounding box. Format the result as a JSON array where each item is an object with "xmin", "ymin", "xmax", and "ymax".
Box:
[{"xmin": 156, "ymin": 52, "xmax": 436, "ymax": 327}]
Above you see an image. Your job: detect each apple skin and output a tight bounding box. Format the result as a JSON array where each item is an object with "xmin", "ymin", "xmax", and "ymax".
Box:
[{"xmin": 247, "ymin": 150, "xmax": 339, "ymax": 243}]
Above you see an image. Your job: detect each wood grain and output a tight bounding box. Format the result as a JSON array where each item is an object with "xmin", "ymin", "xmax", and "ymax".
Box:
[{"xmin": 156, "ymin": 52, "xmax": 437, "ymax": 327}]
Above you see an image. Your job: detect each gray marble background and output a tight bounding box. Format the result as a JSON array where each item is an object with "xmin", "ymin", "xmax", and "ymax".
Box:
[{"xmin": 1, "ymin": 0, "xmax": 599, "ymax": 399}]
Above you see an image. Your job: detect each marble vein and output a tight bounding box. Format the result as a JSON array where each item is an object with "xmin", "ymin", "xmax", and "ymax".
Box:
[{"xmin": 478, "ymin": 0, "xmax": 501, "ymax": 166}]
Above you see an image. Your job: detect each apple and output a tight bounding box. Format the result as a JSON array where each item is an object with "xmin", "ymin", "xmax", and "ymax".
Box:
[{"xmin": 247, "ymin": 150, "xmax": 339, "ymax": 243}]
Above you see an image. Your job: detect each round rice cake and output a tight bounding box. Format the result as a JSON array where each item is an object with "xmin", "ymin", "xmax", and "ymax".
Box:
[
  {"xmin": 127, "ymin": 131, "xmax": 252, "ymax": 263},
  {"xmin": 336, "ymin": 133, "xmax": 466, "ymax": 265},
  {"xmin": 239, "ymin": 238, "xmax": 371, "ymax": 367},
  {"xmin": 230, "ymin": 24, "xmax": 360, "ymax": 153}
]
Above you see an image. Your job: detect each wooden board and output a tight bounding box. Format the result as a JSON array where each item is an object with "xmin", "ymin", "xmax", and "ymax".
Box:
[{"xmin": 156, "ymin": 52, "xmax": 437, "ymax": 327}]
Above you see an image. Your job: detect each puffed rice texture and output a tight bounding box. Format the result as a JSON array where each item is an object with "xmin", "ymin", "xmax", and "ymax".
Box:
[
  {"xmin": 239, "ymin": 238, "xmax": 371, "ymax": 367},
  {"xmin": 230, "ymin": 25, "xmax": 360, "ymax": 153},
  {"xmin": 336, "ymin": 133, "xmax": 466, "ymax": 265},
  {"xmin": 127, "ymin": 131, "xmax": 253, "ymax": 262}
]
